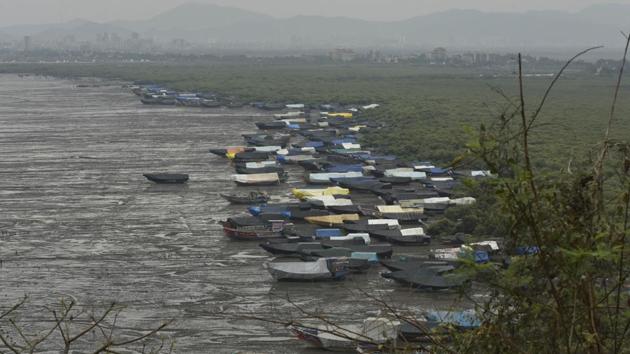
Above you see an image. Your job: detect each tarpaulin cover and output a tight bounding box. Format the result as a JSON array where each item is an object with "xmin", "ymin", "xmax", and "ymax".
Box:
[{"xmin": 315, "ymin": 229, "xmax": 344, "ymax": 238}]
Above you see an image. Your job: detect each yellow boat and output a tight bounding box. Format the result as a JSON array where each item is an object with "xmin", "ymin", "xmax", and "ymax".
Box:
[
  {"xmin": 327, "ymin": 112, "xmax": 353, "ymax": 119},
  {"xmin": 292, "ymin": 187, "xmax": 350, "ymax": 200},
  {"xmin": 304, "ymin": 214, "xmax": 360, "ymax": 226},
  {"xmin": 225, "ymin": 146, "xmax": 248, "ymax": 159}
]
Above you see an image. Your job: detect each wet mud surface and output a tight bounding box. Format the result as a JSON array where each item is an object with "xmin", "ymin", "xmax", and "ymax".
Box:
[{"xmin": 0, "ymin": 75, "xmax": 466, "ymax": 353}]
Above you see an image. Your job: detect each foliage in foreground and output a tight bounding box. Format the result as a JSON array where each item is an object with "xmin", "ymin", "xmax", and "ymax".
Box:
[
  {"xmin": 0, "ymin": 296, "xmax": 172, "ymax": 353},
  {"xmin": 450, "ymin": 45, "xmax": 630, "ymax": 353}
]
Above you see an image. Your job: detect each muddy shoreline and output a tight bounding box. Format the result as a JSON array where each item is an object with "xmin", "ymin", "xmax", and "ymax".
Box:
[{"xmin": 0, "ymin": 74, "xmax": 466, "ymax": 353}]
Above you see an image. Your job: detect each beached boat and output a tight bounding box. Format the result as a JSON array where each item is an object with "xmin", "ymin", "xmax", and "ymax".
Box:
[
  {"xmin": 234, "ymin": 165, "xmax": 285, "ymax": 175},
  {"xmin": 305, "ymin": 214, "xmax": 360, "ymax": 226},
  {"xmin": 380, "ymin": 257, "xmax": 452, "ymax": 272},
  {"xmin": 221, "ymin": 219, "xmax": 286, "ymax": 241},
  {"xmin": 307, "ymin": 172, "xmax": 364, "ymax": 184},
  {"xmin": 292, "ymin": 187, "xmax": 350, "ymax": 200},
  {"xmin": 381, "ymin": 265, "xmax": 469, "ymax": 290},
  {"xmin": 220, "ymin": 192, "xmax": 270, "ymax": 204},
  {"xmin": 264, "ymin": 257, "xmax": 349, "ymax": 281},
  {"xmin": 256, "ymin": 121, "xmax": 287, "ymax": 130},
  {"xmin": 261, "ymin": 103, "xmax": 285, "ymax": 111},
  {"xmin": 377, "ymin": 205, "xmax": 424, "ymax": 221},
  {"xmin": 259, "ymin": 242, "xmax": 327, "ymax": 256},
  {"xmin": 231, "ymin": 151, "xmax": 271, "ymax": 162},
  {"xmin": 259, "ymin": 241, "xmax": 393, "ymax": 258},
  {"xmin": 383, "ymin": 168, "xmax": 427, "ymax": 180},
  {"xmin": 143, "ymin": 173, "xmax": 189, "ymax": 184},
  {"xmin": 232, "ymin": 172, "xmax": 288, "ymax": 186},
  {"xmin": 305, "ymin": 196, "xmax": 353, "ymax": 208},
  {"xmin": 287, "ymin": 317, "xmax": 399, "ymax": 350},
  {"xmin": 277, "ymin": 154, "xmax": 319, "ymax": 164},
  {"xmin": 201, "ymin": 99, "xmax": 221, "ymax": 108},
  {"xmin": 369, "ymin": 228, "xmax": 431, "ymax": 246}
]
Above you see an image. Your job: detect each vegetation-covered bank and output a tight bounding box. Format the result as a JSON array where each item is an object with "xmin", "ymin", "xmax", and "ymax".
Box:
[{"xmin": 1, "ymin": 62, "xmax": 629, "ymax": 169}]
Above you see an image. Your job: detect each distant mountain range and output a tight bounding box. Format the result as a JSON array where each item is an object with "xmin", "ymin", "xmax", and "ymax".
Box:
[{"xmin": 2, "ymin": 2, "xmax": 630, "ymax": 50}]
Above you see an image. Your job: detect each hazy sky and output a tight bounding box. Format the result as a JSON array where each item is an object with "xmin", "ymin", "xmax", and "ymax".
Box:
[{"xmin": 0, "ymin": 0, "xmax": 628, "ymax": 25}]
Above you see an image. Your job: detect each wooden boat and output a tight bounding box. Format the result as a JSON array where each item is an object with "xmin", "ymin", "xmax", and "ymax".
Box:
[
  {"xmin": 264, "ymin": 257, "xmax": 349, "ymax": 281},
  {"xmin": 232, "ymin": 172, "xmax": 288, "ymax": 186},
  {"xmin": 220, "ymin": 192, "xmax": 270, "ymax": 204},
  {"xmin": 305, "ymin": 214, "xmax": 360, "ymax": 227},
  {"xmin": 221, "ymin": 220, "xmax": 286, "ymax": 241},
  {"xmin": 143, "ymin": 173, "xmax": 189, "ymax": 184}
]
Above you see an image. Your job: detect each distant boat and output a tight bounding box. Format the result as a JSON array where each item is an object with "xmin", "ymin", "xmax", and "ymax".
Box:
[
  {"xmin": 143, "ymin": 173, "xmax": 189, "ymax": 184},
  {"xmin": 201, "ymin": 99, "xmax": 222, "ymax": 108}
]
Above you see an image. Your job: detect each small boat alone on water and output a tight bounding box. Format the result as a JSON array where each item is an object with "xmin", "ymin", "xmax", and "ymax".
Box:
[{"xmin": 143, "ymin": 173, "xmax": 189, "ymax": 184}]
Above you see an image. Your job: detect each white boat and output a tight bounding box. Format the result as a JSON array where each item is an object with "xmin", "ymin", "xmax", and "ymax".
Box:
[
  {"xmin": 307, "ymin": 172, "xmax": 364, "ymax": 184},
  {"xmin": 367, "ymin": 219, "xmax": 400, "ymax": 227},
  {"xmin": 400, "ymin": 227, "xmax": 425, "ymax": 236},
  {"xmin": 306, "ymin": 196, "xmax": 354, "ymax": 207},
  {"xmin": 231, "ymin": 173, "xmax": 283, "ymax": 186},
  {"xmin": 277, "ymin": 147, "xmax": 316, "ymax": 156},
  {"xmin": 330, "ymin": 233, "xmax": 370, "ymax": 244},
  {"xmin": 362, "ymin": 103, "xmax": 380, "ymax": 110},
  {"xmin": 274, "ymin": 111, "xmax": 304, "ymax": 119},
  {"xmin": 245, "ymin": 161, "xmax": 278, "ymax": 169},
  {"xmin": 265, "ymin": 257, "xmax": 348, "ymax": 281},
  {"xmin": 252, "ymin": 146, "xmax": 282, "ymax": 152},
  {"xmin": 288, "ymin": 317, "xmax": 399, "ymax": 350},
  {"xmin": 384, "ymin": 168, "xmax": 427, "ymax": 180}
]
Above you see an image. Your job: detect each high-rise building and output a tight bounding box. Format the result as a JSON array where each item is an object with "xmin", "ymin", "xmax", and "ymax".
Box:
[{"xmin": 23, "ymin": 36, "xmax": 31, "ymax": 52}]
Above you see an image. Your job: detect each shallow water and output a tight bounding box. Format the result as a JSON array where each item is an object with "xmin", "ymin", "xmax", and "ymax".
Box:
[{"xmin": 0, "ymin": 74, "xmax": 467, "ymax": 353}]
